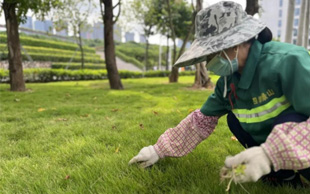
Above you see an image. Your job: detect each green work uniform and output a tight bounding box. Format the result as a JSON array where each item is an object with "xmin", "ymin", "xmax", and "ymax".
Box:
[{"xmin": 200, "ymin": 40, "xmax": 310, "ymax": 144}]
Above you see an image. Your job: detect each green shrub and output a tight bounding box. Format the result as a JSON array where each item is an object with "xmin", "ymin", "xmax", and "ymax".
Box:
[
  {"xmin": 0, "ymin": 34, "xmax": 95, "ymax": 53},
  {"xmin": 179, "ymin": 71, "xmax": 196, "ymax": 76},
  {"xmin": 116, "ymin": 42, "xmax": 170, "ymax": 70},
  {"xmin": 144, "ymin": 70, "xmax": 170, "ymax": 77},
  {"xmin": 0, "ymin": 44, "xmax": 99, "ymax": 58},
  {"xmin": 51, "ymin": 63, "xmax": 105, "ymax": 70},
  {"xmin": 0, "ymin": 69, "xmax": 196, "ymax": 83},
  {"xmin": 115, "ymin": 50, "xmax": 144, "ymax": 69},
  {"xmin": 1, "ymin": 51, "xmax": 104, "ymax": 63}
]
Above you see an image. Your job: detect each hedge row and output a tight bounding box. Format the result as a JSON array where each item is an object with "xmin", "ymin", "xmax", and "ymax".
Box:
[
  {"xmin": 0, "ymin": 34, "xmax": 95, "ymax": 53},
  {"xmin": 51, "ymin": 63, "xmax": 105, "ymax": 70},
  {"xmin": 0, "ymin": 51, "xmax": 104, "ymax": 63},
  {"xmin": 0, "ymin": 44, "xmax": 99, "ymax": 58},
  {"xmin": 115, "ymin": 50, "xmax": 144, "ymax": 69},
  {"xmin": 116, "ymin": 42, "xmax": 170, "ymax": 70},
  {"xmin": 0, "ymin": 69, "xmax": 195, "ymax": 83}
]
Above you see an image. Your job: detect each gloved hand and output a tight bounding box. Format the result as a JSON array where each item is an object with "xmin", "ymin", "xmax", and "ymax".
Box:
[
  {"xmin": 225, "ymin": 146, "xmax": 272, "ymax": 183},
  {"xmin": 128, "ymin": 145, "xmax": 159, "ymax": 168}
]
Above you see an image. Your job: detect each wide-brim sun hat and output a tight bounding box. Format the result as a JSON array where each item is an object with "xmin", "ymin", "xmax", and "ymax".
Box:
[{"xmin": 174, "ymin": 1, "xmax": 266, "ymax": 67}]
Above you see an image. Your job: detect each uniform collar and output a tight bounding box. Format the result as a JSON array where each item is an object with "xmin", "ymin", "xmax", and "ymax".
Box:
[{"xmin": 238, "ymin": 40, "xmax": 263, "ymax": 89}]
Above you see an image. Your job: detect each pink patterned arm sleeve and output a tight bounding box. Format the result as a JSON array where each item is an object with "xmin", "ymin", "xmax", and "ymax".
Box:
[
  {"xmin": 153, "ymin": 109, "xmax": 219, "ymax": 158},
  {"xmin": 261, "ymin": 117, "xmax": 310, "ymax": 171}
]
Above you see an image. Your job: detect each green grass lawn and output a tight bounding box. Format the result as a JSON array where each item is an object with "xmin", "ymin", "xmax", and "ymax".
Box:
[{"xmin": 0, "ymin": 76, "xmax": 307, "ymax": 194}]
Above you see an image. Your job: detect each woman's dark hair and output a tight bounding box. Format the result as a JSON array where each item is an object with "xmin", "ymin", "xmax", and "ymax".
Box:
[
  {"xmin": 247, "ymin": 27, "xmax": 273, "ymax": 44},
  {"xmin": 257, "ymin": 27, "xmax": 273, "ymax": 43}
]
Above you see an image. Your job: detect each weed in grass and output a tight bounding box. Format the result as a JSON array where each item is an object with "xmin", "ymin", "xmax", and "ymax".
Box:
[{"xmin": 220, "ymin": 164, "xmax": 250, "ymax": 194}]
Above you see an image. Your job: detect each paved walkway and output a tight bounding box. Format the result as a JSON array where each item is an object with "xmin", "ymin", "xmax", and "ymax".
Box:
[{"xmin": 96, "ymin": 51, "xmax": 142, "ymax": 72}]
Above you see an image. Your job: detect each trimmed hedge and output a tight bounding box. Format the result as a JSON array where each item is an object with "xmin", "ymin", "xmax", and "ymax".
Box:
[
  {"xmin": 0, "ymin": 69, "xmax": 195, "ymax": 83},
  {"xmin": 115, "ymin": 50, "xmax": 143, "ymax": 69},
  {"xmin": 0, "ymin": 34, "xmax": 95, "ymax": 53},
  {"xmin": 0, "ymin": 44, "xmax": 100, "ymax": 58},
  {"xmin": 116, "ymin": 42, "xmax": 170, "ymax": 70},
  {"xmin": 0, "ymin": 51, "xmax": 104, "ymax": 63},
  {"xmin": 51, "ymin": 63, "xmax": 105, "ymax": 70}
]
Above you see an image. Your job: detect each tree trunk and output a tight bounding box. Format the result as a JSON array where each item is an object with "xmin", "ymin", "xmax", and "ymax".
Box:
[
  {"xmin": 78, "ymin": 23, "xmax": 85, "ymax": 69},
  {"xmin": 166, "ymin": 34, "xmax": 169, "ymax": 71},
  {"xmin": 145, "ymin": 37, "xmax": 149, "ymax": 71},
  {"xmin": 192, "ymin": 62, "xmax": 213, "ymax": 89},
  {"xmin": 102, "ymin": 0, "xmax": 123, "ymax": 89},
  {"xmin": 285, "ymin": 0, "xmax": 295, "ymax": 43},
  {"xmin": 245, "ymin": 0, "xmax": 259, "ymax": 16},
  {"xmin": 304, "ymin": 0, "xmax": 310, "ymax": 48},
  {"xmin": 297, "ymin": 0, "xmax": 306, "ymax": 46},
  {"xmin": 144, "ymin": 26, "xmax": 152, "ymax": 71},
  {"xmin": 3, "ymin": 1, "xmax": 26, "ymax": 91},
  {"xmin": 192, "ymin": 0, "xmax": 212, "ymax": 89},
  {"xmin": 166, "ymin": 0, "xmax": 178, "ymax": 83}
]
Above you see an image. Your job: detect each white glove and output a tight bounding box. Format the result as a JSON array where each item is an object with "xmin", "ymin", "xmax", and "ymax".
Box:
[
  {"xmin": 128, "ymin": 145, "xmax": 160, "ymax": 168},
  {"xmin": 224, "ymin": 146, "xmax": 271, "ymax": 183}
]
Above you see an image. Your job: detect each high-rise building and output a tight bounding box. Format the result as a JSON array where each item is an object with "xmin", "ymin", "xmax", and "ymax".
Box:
[
  {"xmin": 114, "ymin": 25, "xmax": 122, "ymax": 42},
  {"xmin": 20, "ymin": 16, "xmax": 33, "ymax": 30},
  {"xmin": 56, "ymin": 29, "xmax": 68, "ymax": 37},
  {"xmin": 125, "ymin": 32, "xmax": 135, "ymax": 42},
  {"xmin": 34, "ymin": 20, "xmax": 53, "ymax": 33},
  {"xmin": 260, "ymin": 0, "xmax": 310, "ymax": 49},
  {"xmin": 139, "ymin": 34, "xmax": 146, "ymax": 43},
  {"xmin": 93, "ymin": 23, "xmax": 104, "ymax": 40},
  {"xmin": 81, "ymin": 31, "xmax": 93, "ymax": 39}
]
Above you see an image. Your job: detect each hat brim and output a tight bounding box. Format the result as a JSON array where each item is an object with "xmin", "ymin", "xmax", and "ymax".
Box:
[{"xmin": 174, "ymin": 16, "xmax": 266, "ymax": 67}]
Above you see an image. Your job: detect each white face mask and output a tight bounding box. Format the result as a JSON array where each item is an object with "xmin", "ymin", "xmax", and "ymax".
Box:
[{"xmin": 206, "ymin": 47, "xmax": 239, "ymax": 76}]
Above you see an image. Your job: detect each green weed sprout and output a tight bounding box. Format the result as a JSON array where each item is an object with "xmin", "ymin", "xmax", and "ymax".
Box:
[{"xmin": 220, "ymin": 164, "xmax": 250, "ymax": 194}]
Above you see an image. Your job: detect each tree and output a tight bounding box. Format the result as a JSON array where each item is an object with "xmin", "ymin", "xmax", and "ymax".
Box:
[
  {"xmin": 192, "ymin": 0, "xmax": 212, "ymax": 89},
  {"xmin": 166, "ymin": 0, "xmax": 178, "ymax": 82},
  {"xmin": 285, "ymin": 0, "xmax": 295, "ymax": 43},
  {"xmin": 53, "ymin": 0, "xmax": 94, "ymax": 69},
  {"xmin": 1, "ymin": 0, "xmax": 62, "ymax": 91},
  {"xmin": 128, "ymin": 0, "xmax": 159, "ymax": 71},
  {"xmin": 161, "ymin": 0, "xmax": 192, "ymax": 83},
  {"xmin": 99, "ymin": 0, "xmax": 123, "ymax": 90}
]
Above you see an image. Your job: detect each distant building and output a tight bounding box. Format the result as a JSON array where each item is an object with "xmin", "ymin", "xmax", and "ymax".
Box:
[
  {"xmin": 34, "ymin": 20, "xmax": 53, "ymax": 33},
  {"xmin": 34, "ymin": 20, "xmax": 45, "ymax": 32},
  {"xmin": 260, "ymin": 0, "xmax": 310, "ymax": 49},
  {"xmin": 81, "ymin": 31, "xmax": 93, "ymax": 39},
  {"xmin": 114, "ymin": 25, "xmax": 122, "ymax": 42},
  {"xmin": 139, "ymin": 34, "xmax": 146, "ymax": 43},
  {"xmin": 93, "ymin": 22, "xmax": 104, "ymax": 40},
  {"xmin": 125, "ymin": 32, "xmax": 135, "ymax": 42},
  {"xmin": 56, "ymin": 29, "xmax": 68, "ymax": 37},
  {"xmin": 20, "ymin": 16, "xmax": 33, "ymax": 30}
]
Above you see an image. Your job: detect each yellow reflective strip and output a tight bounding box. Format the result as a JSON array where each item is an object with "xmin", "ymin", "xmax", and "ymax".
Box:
[
  {"xmin": 236, "ymin": 103, "xmax": 291, "ymax": 123},
  {"xmin": 232, "ymin": 96, "xmax": 286, "ymax": 115}
]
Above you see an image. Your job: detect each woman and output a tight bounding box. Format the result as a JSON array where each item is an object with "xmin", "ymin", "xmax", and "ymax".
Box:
[{"xmin": 129, "ymin": 1, "xmax": 310, "ymax": 187}]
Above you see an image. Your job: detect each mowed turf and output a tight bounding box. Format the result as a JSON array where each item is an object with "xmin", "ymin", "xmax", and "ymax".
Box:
[{"xmin": 0, "ymin": 76, "xmax": 307, "ymax": 194}]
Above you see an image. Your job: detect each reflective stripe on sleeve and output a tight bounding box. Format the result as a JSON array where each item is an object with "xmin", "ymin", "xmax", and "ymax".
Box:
[{"xmin": 232, "ymin": 96, "xmax": 291, "ymax": 123}]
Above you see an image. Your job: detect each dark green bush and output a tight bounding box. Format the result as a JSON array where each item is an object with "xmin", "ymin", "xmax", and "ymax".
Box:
[
  {"xmin": 51, "ymin": 63, "xmax": 105, "ymax": 70},
  {"xmin": 0, "ymin": 69, "xmax": 195, "ymax": 83}
]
